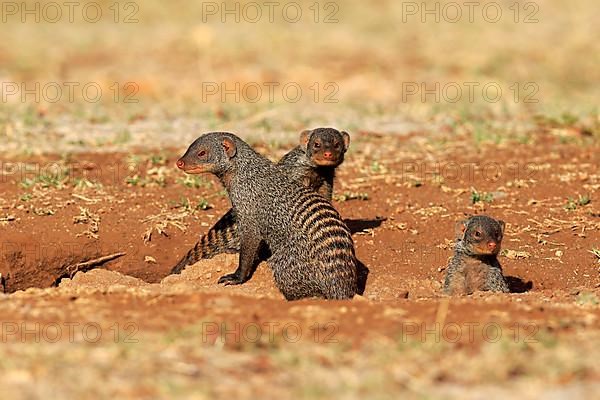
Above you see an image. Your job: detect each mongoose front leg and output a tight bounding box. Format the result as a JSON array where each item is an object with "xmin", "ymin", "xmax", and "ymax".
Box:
[{"xmin": 217, "ymin": 232, "xmax": 262, "ymax": 286}]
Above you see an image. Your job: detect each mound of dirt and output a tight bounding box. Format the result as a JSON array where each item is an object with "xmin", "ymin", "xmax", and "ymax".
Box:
[
  {"xmin": 159, "ymin": 254, "xmax": 284, "ymax": 298},
  {"xmin": 160, "ymin": 254, "xmax": 237, "ymax": 287},
  {"xmin": 59, "ymin": 268, "xmax": 147, "ymax": 292},
  {"xmin": 54, "ymin": 254, "xmax": 284, "ymax": 297}
]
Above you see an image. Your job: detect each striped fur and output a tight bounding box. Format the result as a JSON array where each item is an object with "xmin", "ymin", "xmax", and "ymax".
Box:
[
  {"xmin": 176, "ymin": 132, "xmax": 357, "ymax": 300},
  {"xmin": 170, "ymin": 209, "xmax": 240, "ymax": 274},
  {"xmin": 261, "ymin": 186, "xmax": 356, "ymax": 300},
  {"xmin": 170, "ymin": 128, "xmax": 348, "ymax": 275}
]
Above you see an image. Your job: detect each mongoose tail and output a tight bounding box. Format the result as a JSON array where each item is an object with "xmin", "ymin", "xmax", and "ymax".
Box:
[{"xmin": 170, "ymin": 209, "xmax": 239, "ymax": 274}]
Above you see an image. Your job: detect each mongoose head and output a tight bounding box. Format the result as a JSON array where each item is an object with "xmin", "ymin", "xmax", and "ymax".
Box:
[
  {"xmin": 176, "ymin": 132, "xmax": 239, "ymax": 176},
  {"xmin": 456, "ymin": 215, "xmax": 505, "ymax": 256},
  {"xmin": 300, "ymin": 128, "xmax": 350, "ymax": 167}
]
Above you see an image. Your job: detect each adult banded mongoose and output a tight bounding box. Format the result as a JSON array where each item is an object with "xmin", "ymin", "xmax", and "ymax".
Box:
[
  {"xmin": 444, "ymin": 215, "xmax": 510, "ymax": 295},
  {"xmin": 170, "ymin": 128, "xmax": 350, "ymax": 274},
  {"xmin": 175, "ymin": 132, "xmax": 357, "ymax": 300}
]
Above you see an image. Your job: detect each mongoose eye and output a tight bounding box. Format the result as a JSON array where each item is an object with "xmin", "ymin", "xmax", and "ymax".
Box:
[
  {"xmin": 198, "ymin": 150, "xmax": 207, "ymax": 158},
  {"xmin": 473, "ymin": 230, "xmax": 482, "ymax": 239},
  {"xmin": 333, "ymin": 142, "xmax": 340, "ymax": 149},
  {"xmin": 314, "ymin": 142, "xmax": 321, "ymax": 148}
]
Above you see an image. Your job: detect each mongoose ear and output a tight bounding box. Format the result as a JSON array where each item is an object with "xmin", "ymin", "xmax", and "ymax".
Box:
[
  {"xmin": 498, "ymin": 220, "xmax": 506, "ymax": 234},
  {"xmin": 341, "ymin": 131, "xmax": 350, "ymax": 150},
  {"xmin": 455, "ymin": 220, "xmax": 467, "ymax": 239},
  {"xmin": 222, "ymin": 138, "xmax": 237, "ymax": 159},
  {"xmin": 299, "ymin": 130, "xmax": 312, "ymax": 151}
]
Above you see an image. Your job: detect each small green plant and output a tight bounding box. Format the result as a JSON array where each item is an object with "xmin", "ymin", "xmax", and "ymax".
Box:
[
  {"xmin": 370, "ymin": 161, "xmax": 385, "ymax": 173},
  {"xmin": 149, "ymin": 154, "xmax": 167, "ymax": 166},
  {"xmin": 20, "ymin": 178, "xmax": 35, "ymax": 189},
  {"xmin": 471, "ymin": 190, "xmax": 494, "ymax": 204},
  {"xmin": 125, "ymin": 175, "xmax": 141, "ymax": 186},
  {"xmin": 178, "ymin": 175, "xmax": 209, "ymax": 189},
  {"xmin": 590, "ymin": 248, "xmax": 600, "ymax": 264},
  {"xmin": 22, "ymin": 105, "xmax": 44, "ymax": 127},
  {"xmin": 578, "ymin": 195, "xmax": 591, "ymax": 206},
  {"xmin": 576, "ymin": 292, "xmax": 599, "ymax": 306},
  {"xmin": 565, "ymin": 195, "xmax": 591, "ymax": 210},
  {"xmin": 560, "ymin": 112, "xmax": 579, "ymax": 126},
  {"xmin": 126, "ymin": 155, "xmax": 141, "ymax": 168},
  {"xmin": 125, "ymin": 167, "xmax": 168, "ymax": 188},
  {"xmin": 172, "ymin": 197, "xmax": 212, "ymax": 212},
  {"xmin": 534, "ymin": 112, "xmax": 580, "ymax": 128},
  {"xmin": 334, "ymin": 192, "xmax": 369, "ymax": 202},
  {"xmin": 113, "ymin": 129, "xmax": 132, "ymax": 144},
  {"xmin": 20, "ymin": 193, "xmax": 33, "ymax": 202},
  {"xmin": 196, "ymin": 199, "xmax": 211, "ymax": 210},
  {"xmin": 145, "ymin": 167, "xmax": 168, "ymax": 187},
  {"xmin": 20, "ymin": 170, "xmax": 69, "ymax": 189},
  {"xmin": 430, "ymin": 174, "xmax": 444, "ymax": 187}
]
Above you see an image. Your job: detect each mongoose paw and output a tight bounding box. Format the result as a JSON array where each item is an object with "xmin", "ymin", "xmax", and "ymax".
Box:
[{"xmin": 218, "ymin": 273, "xmax": 244, "ymax": 286}]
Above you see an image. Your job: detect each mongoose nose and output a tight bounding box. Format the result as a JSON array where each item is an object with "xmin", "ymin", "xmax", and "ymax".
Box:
[
  {"xmin": 488, "ymin": 242, "xmax": 497, "ymax": 250},
  {"xmin": 176, "ymin": 159, "xmax": 185, "ymax": 169},
  {"xmin": 323, "ymin": 151, "xmax": 333, "ymax": 159}
]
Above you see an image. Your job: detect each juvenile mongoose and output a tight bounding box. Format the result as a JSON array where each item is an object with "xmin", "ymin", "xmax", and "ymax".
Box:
[
  {"xmin": 175, "ymin": 132, "xmax": 357, "ymax": 300},
  {"xmin": 280, "ymin": 127, "xmax": 350, "ymax": 201},
  {"xmin": 170, "ymin": 128, "xmax": 350, "ymax": 274},
  {"xmin": 443, "ymin": 215, "xmax": 510, "ymax": 295}
]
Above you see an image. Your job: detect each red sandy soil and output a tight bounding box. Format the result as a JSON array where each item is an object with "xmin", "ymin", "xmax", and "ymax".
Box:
[{"xmin": 0, "ymin": 131, "xmax": 598, "ymax": 345}]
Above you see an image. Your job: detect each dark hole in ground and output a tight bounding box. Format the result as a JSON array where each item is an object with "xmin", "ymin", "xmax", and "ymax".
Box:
[
  {"xmin": 506, "ymin": 276, "xmax": 533, "ymax": 293},
  {"xmin": 0, "ymin": 249, "xmax": 125, "ymax": 293},
  {"xmin": 345, "ymin": 217, "xmax": 386, "ymax": 234}
]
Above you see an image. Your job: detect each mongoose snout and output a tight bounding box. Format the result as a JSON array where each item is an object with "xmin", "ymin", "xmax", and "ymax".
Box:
[{"xmin": 176, "ymin": 144, "xmax": 219, "ymax": 174}]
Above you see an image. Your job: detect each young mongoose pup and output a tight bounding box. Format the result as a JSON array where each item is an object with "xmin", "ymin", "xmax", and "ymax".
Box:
[
  {"xmin": 170, "ymin": 128, "xmax": 350, "ymax": 274},
  {"xmin": 279, "ymin": 127, "xmax": 350, "ymax": 201},
  {"xmin": 175, "ymin": 132, "xmax": 357, "ymax": 300},
  {"xmin": 444, "ymin": 215, "xmax": 510, "ymax": 295}
]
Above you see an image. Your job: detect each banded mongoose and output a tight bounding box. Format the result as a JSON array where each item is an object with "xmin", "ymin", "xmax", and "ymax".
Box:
[
  {"xmin": 280, "ymin": 127, "xmax": 350, "ymax": 201},
  {"xmin": 443, "ymin": 215, "xmax": 510, "ymax": 295},
  {"xmin": 170, "ymin": 128, "xmax": 350, "ymax": 274},
  {"xmin": 175, "ymin": 132, "xmax": 357, "ymax": 300}
]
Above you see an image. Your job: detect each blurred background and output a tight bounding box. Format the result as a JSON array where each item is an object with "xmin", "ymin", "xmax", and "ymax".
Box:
[{"xmin": 0, "ymin": 0, "xmax": 598, "ymax": 152}]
